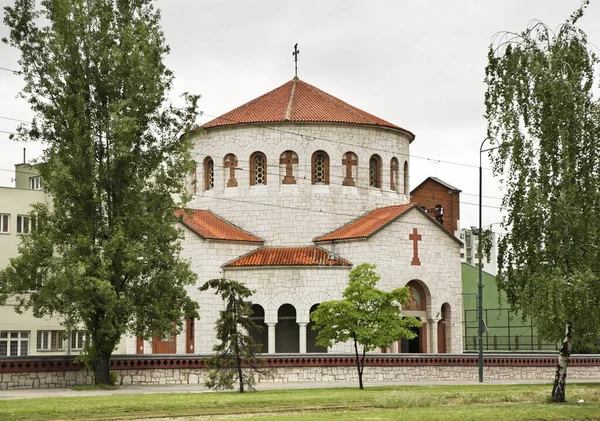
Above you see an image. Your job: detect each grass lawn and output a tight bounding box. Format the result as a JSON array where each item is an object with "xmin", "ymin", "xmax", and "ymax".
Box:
[{"xmin": 1, "ymin": 383, "xmax": 599, "ymax": 421}]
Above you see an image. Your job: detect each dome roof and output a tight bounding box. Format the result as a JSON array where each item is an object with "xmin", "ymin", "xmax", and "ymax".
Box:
[{"xmin": 201, "ymin": 78, "xmax": 414, "ymax": 140}]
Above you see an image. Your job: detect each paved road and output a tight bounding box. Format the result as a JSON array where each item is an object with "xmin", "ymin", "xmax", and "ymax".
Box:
[{"xmin": 3, "ymin": 378, "xmax": 596, "ymax": 400}]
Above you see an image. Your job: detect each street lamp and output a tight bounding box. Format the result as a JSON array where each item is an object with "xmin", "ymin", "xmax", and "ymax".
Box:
[{"xmin": 478, "ymin": 137, "xmax": 502, "ymax": 383}]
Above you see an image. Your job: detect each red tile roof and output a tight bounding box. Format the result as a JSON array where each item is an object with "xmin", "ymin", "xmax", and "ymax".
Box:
[
  {"xmin": 175, "ymin": 209, "xmax": 263, "ymax": 243},
  {"xmin": 314, "ymin": 204, "xmax": 415, "ymax": 242},
  {"xmin": 201, "ymin": 78, "xmax": 415, "ymax": 140},
  {"xmin": 224, "ymin": 246, "xmax": 351, "ymax": 268}
]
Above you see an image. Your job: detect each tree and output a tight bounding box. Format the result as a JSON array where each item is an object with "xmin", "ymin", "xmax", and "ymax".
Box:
[
  {"xmin": 0, "ymin": 0, "xmax": 199, "ymax": 384},
  {"xmin": 309, "ymin": 263, "xmax": 420, "ymax": 390},
  {"xmin": 485, "ymin": 0, "xmax": 600, "ymax": 402},
  {"xmin": 200, "ymin": 279, "xmax": 266, "ymax": 393}
]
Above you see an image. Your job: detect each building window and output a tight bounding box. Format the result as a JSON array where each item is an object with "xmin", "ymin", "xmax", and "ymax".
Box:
[
  {"xmin": 460, "ymin": 233, "xmax": 464, "ymax": 240},
  {"xmin": 37, "ymin": 330, "xmax": 64, "ymax": 351},
  {"xmin": 71, "ymin": 331, "xmax": 88, "ymax": 350},
  {"xmin": 223, "ymin": 154, "xmax": 238, "ymax": 187},
  {"xmin": 279, "ymin": 151, "xmax": 298, "ymax": 185},
  {"xmin": 189, "ymin": 163, "xmax": 197, "ymax": 195},
  {"xmin": 312, "ymin": 151, "xmax": 329, "ymax": 185},
  {"xmin": 204, "ymin": 157, "xmax": 214, "ymax": 190},
  {"xmin": 434, "ymin": 204, "xmax": 444, "ymax": 225},
  {"xmin": 369, "ymin": 155, "xmax": 382, "ymax": 188},
  {"xmin": 0, "ymin": 331, "xmax": 29, "ymax": 356},
  {"xmin": 0, "ymin": 214, "xmax": 9, "ymax": 234},
  {"xmin": 342, "ymin": 152, "xmax": 358, "ymax": 186},
  {"xmin": 403, "ymin": 161, "xmax": 409, "ymax": 193},
  {"xmin": 16, "ymin": 215, "xmax": 34, "ymax": 234},
  {"xmin": 250, "ymin": 152, "xmax": 267, "ymax": 186},
  {"xmin": 460, "ymin": 252, "xmax": 465, "ymax": 258},
  {"xmin": 29, "ymin": 176, "xmax": 42, "ymax": 190},
  {"xmin": 390, "ymin": 157, "xmax": 399, "ymax": 191}
]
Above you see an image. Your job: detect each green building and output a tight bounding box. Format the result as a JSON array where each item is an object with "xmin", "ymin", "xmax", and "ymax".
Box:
[{"xmin": 461, "ymin": 262, "xmax": 556, "ymax": 352}]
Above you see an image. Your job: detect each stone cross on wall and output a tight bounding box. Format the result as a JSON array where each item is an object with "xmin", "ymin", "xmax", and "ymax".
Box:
[
  {"xmin": 409, "ymin": 228, "xmax": 422, "ymax": 266},
  {"xmin": 280, "ymin": 151, "xmax": 298, "ymax": 184},
  {"xmin": 342, "ymin": 152, "xmax": 357, "ymax": 186},
  {"xmin": 224, "ymin": 154, "xmax": 238, "ymax": 187}
]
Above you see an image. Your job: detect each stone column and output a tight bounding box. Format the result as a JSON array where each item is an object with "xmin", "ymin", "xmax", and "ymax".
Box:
[
  {"xmin": 391, "ymin": 341, "xmax": 399, "ymax": 353},
  {"xmin": 428, "ymin": 318, "xmax": 439, "ymax": 354},
  {"xmin": 299, "ymin": 322, "xmax": 308, "ymax": 353},
  {"xmin": 267, "ymin": 323, "xmax": 276, "ymax": 354}
]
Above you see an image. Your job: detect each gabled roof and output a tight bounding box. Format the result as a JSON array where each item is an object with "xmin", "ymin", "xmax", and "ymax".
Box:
[
  {"xmin": 314, "ymin": 204, "xmax": 414, "ymax": 242},
  {"xmin": 411, "ymin": 176, "xmax": 462, "ymax": 194},
  {"xmin": 314, "ymin": 203, "xmax": 463, "ymax": 245},
  {"xmin": 175, "ymin": 209, "xmax": 263, "ymax": 243},
  {"xmin": 201, "ymin": 78, "xmax": 415, "ymax": 140},
  {"xmin": 223, "ymin": 246, "xmax": 351, "ymax": 268}
]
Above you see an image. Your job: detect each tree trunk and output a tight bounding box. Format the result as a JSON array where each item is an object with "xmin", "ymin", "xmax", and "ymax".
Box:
[
  {"xmin": 551, "ymin": 323, "xmax": 572, "ymax": 402},
  {"xmin": 352, "ymin": 336, "xmax": 363, "ymax": 390},
  {"xmin": 94, "ymin": 352, "xmax": 111, "ymax": 385},
  {"xmin": 234, "ymin": 298, "xmax": 244, "ymax": 393}
]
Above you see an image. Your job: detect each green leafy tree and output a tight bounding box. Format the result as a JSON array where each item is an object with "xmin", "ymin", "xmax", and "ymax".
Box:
[
  {"xmin": 200, "ymin": 279, "xmax": 267, "ymax": 393},
  {"xmin": 485, "ymin": 0, "xmax": 600, "ymax": 402},
  {"xmin": 0, "ymin": 0, "xmax": 199, "ymax": 384},
  {"xmin": 310, "ymin": 263, "xmax": 420, "ymax": 390}
]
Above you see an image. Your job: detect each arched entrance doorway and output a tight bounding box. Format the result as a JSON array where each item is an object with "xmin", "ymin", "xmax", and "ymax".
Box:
[
  {"xmin": 400, "ymin": 280, "xmax": 427, "ymax": 353},
  {"xmin": 276, "ymin": 304, "xmax": 299, "ymax": 353},
  {"xmin": 307, "ymin": 304, "xmax": 328, "ymax": 353},
  {"xmin": 437, "ymin": 303, "xmax": 451, "ymax": 353},
  {"xmin": 250, "ymin": 304, "xmax": 268, "ymax": 353}
]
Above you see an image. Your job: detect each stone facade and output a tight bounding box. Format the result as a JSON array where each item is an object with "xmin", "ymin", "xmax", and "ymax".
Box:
[{"xmin": 2, "ymin": 355, "xmax": 600, "ymax": 390}]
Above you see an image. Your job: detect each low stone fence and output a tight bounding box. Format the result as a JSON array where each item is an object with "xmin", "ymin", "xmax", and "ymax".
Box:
[{"xmin": 2, "ymin": 354, "xmax": 600, "ymax": 390}]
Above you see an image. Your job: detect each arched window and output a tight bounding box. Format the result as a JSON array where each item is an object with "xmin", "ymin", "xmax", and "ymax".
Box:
[
  {"xmin": 250, "ymin": 152, "xmax": 267, "ymax": 186},
  {"xmin": 403, "ymin": 161, "xmax": 409, "ymax": 194},
  {"xmin": 434, "ymin": 204, "xmax": 444, "ymax": 225},
  {"xmin": 307, "ymin": 304, "xmax": 328, "ymax": 353},
  {"xmin": 279, "ymin": 150, "xmax": 298, "ymax": 185},
  {"xmin": 204, "ymin": 157, "xmax": 214, "ymax": 190},
  {"xmin": 342, "ymin": 152, "xmax": 358, "ymax": 186},
  {"xmin": 276, "ymin": 304, "xmax": 299, "ymax": 353},
  {"xmin": 369, "ymin": 154, "xmax": 382, "ymax": 188},
  {"xmin": 390, "ymin": 157, "xmax": 399, "ymax": 192},
  {"xmin": 223, "ymin": 153, "xmax": 238, "ymax": 188},
  {"xmin": 311, "ymin": 151, "xmax": 329, "ymax": 185},
  {"xmin": 250, "ymin": 304, "xmax": 268, "ymax": 353}
]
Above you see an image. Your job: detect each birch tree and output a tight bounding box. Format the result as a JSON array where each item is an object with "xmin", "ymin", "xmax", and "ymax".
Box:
[
  {"xmin": 485, "ymin": 1, "xmax": 600, "ymax": 402},
  {"xmin": 0, "ymin": 0, "xmax": 199, "ymax": 384}
]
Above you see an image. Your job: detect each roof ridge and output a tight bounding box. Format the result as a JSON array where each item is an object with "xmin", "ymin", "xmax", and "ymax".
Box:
[{"xmin": 284, "ymin": 78, "xmax": 298, "ymax": 121}]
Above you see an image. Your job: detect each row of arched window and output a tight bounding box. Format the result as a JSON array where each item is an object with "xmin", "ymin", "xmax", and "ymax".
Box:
[{"xmin": 195, "ymin": 151, "xmax": 409, "ymax": 193}]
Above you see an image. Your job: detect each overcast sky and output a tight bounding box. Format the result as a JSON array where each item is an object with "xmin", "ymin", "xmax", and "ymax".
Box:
[{"xmin": 1, "ymin": 0, "xmax": 599, "ymax": 230}]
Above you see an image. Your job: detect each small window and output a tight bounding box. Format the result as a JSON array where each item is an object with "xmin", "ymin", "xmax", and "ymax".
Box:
[
  {"xmin": 403, "ymin": 161, "xmax": 409, "ymax": 194},
  {"xmin": 390, "ymin": 157, "xmax": 399, "ymax": 191},
  {"xmin": 37, "ymin": 331, "xmax": 64, "ymax": 351},
  {"xmin": 460, "ymin": 233, "xmax": 464, "ymax": 239},
  {"xmin": 342, "ymin": 152, "xmax": 358, "ymax": 186},
  {"xmin": 0, "ymin": 214, "xmax": 9, "ymax": 234},
  {"xmin": 189, "ymin": 163, "xmax": 197, "ymax": 195},
  {"xmin": 16, "ymin": 215, "xmax": 33, "ymax": 234},
  {"xmin": 29, "ymin": 176, "xmax": 42, "ymax": 191},
  {"xmin": 250, "ymin": 152, "xmax": 267, "ymax": 186},
  {"xmin": 369, "ymin": 155, "xmax": 382, "ymax": 188},
  {"xmin": 460, "ymin": 252, "xmax": 465, "ymax": 258},
  {"xmin": 204, "ymin": 157, "xmax": 214, "ymax": 190},
  {"xmin": 434, "ymin": 204, "xmax": 444, "ymax": 225},
  {"xmin": 0, "ymin": 331, "xmax": 29, "ymax": 356},
  {"xmin": 312, "ymin": 151, "xmax": 329, "ymax": 185},
  {"xmin": 71, "ymin": 331, "xmax": 88, "ymax": 350},
  {"xmin": 224, "ymin": 154, "xmax": 238, "ymax": 187}
]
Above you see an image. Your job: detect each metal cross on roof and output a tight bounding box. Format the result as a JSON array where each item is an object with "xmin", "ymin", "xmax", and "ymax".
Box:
[{"xmin": 292, "ymin": 43, "xmax": 300, "ymax": 78}]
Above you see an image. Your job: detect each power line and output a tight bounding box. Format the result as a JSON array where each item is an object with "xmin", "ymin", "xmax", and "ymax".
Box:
[
  {"xmin": 0, "ymin": 66, "xmax": 19, "ymax": 74},
  {"xmin": 0, "ymin": 115, "xmax": 30, "ymax": 124}
]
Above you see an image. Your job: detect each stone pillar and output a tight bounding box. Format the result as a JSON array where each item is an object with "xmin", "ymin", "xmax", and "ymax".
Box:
[
  {"xmin": 299, "ymin": 322, "xmax": 308, "ymax": 353},
  {"xmin": 391, "ymin": 341, "xmax": 399, "ymax": 353},
  {"xmin": 428, "ymin": 318, "xmax": 439, "ymax": 354},
  {"xmin": 267, "ymin": 323, "xmax": 276, "ymax": 354}
]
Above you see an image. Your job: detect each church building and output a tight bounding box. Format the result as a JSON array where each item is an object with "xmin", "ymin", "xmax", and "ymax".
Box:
[{"xmin": 129, "ymin": 77, "xmax": 464, "ymax": 355}]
